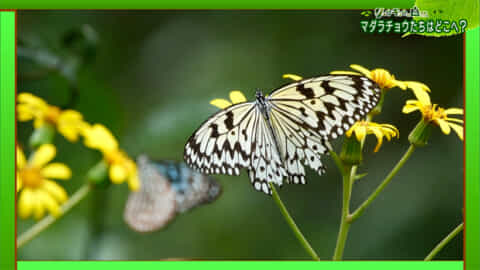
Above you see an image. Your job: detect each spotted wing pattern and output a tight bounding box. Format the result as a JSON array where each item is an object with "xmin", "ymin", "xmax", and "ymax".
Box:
[
  {"xmin": 268, "ymin": 75, "xmax": 380, "ymax": 184},
  {"xmin": 184, "ymin": 103, "xmax": 287, "ymax": 194}
]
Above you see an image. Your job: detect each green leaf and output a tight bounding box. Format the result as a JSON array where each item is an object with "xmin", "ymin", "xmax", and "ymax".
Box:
[
  {"xmin": 354, "ymin": 172, "xmax": 368, "ymax": 181},
  {"xmin": 402, "ymin": 0, "xmax": 479, "ymax": 37},
  {"xmin": 406, "ymin": 0, "xmax": 479, "ymax": 37}
]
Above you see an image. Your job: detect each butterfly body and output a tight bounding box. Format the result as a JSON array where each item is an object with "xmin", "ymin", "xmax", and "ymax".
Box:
[
  {"xmin": 124, "ymin": 155, "xmax": 222, "ymax": 233},
  {"xmin": 184, "ymin": 75, "xmax": 381, "ymax": 195}
]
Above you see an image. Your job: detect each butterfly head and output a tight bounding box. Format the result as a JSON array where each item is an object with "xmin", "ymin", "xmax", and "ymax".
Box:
[{"xmin": 255, "ymin": 89, "xmax": 268, "ymax": 111}]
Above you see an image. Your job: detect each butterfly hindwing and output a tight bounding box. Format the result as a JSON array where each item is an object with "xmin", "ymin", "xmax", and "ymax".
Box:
[{"xmin": 269, "ymin": 75, "xmax": 380, "ymax": 140}]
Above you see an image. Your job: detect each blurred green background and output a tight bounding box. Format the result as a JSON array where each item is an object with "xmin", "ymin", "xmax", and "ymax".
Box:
[{"xmin": 17, "ymin": 10, "xmax": 463, "ymax": 260}]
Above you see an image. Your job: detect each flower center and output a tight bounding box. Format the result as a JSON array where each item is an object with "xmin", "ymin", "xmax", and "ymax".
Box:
[
  {"xmin": 423, "ymin": 104, "xmax": 442, "ymax": 122},
  {"xmin": 357, "ymin": 120, "xmax": 369, "ymax": 127},
  {"xmin": 20, "ymin": 167, "xmax": 43, "ymax": 188},
  {"xmin": 46, "ymin": 106, "xmax": 61, "ymax": 124},
  {"xmin": 371, "ymin": 69, "xmax": 396, "ymax": 89}
]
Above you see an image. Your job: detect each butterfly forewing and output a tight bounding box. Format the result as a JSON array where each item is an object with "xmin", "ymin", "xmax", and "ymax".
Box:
[
  {"xmin": 184, "ymin": 74, "xmax": 381, "ymax": 195},
  {"xmin": 184, "ymin": 102, "xmax": 257, "ymax": 176}
]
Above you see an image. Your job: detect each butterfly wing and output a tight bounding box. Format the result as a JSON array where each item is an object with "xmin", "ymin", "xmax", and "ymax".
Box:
[
  {"xmin": 158, "ymin": 161, "xmax": 223, "ymax": 213},
  {"xmin": 269, "ymin": 75, "xmax": 381, "ymax": 140},
  {"xmin": 267, "ymin": 75, "xmax": 380, "ymax": 184},
  {"xmin": 124, "ymin": 155, "xmax": 223, "ymax": 233},
  {"xmin": 184, "ymin": 102, "xmax": 256, "ymax": 176},
  {"xmin": 123, "ymin": 155, "xmax": 177, "ymax": 233},
  {"xmin": 184, "ymin": 102, "xmax": 287, "ymax": 194}
]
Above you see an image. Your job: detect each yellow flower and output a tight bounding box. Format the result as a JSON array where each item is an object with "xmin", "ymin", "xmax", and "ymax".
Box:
[
  {"xmin": 17, "ymin": 92, "xmax": 87, "ymax": 142},
  {"xmin": 210, "ymin": 90, "xmax": 247, "ymax": 109},
  {"xmin": 346, "ymin": 121, "xmax": 399, "ymax": 152},
  {"xmin": 402, "ymin": 90, "xmax": 464, "ymax": 140},
  {"xmin": 82, "ymin": 124, "xmax": 140, "ymax": 191},
  {"xmin": 16, "ymin": 144, "xmax": 71, "ymax": 219},
  {"xmin": 330, "ymin": 64, "xmax": 431, "ymax": 98},
  {"xmin": 282, "ymin": 74, "xmax": 303, "ymax": 81}
]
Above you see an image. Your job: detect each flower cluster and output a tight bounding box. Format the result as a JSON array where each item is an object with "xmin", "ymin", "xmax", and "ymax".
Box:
[
  {"xmin": 17, "ymin": 93, "xmax": 139, "ymax": 219},
  {"xmin": 17, "ymin": 93, "xmax": 87, "ymax": 142}
]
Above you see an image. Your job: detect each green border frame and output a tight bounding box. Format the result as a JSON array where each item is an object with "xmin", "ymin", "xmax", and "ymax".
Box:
[
  {"xmin": 465, "ymin": 27, "xmax": 480, "ymax": 270},
  {"xmin": 0, "ymin": 1, "xmax": 479, "ymax": 269},
  {"xmin": 0, "ymin": 10, "xmax": 16, "ymax": 270}
]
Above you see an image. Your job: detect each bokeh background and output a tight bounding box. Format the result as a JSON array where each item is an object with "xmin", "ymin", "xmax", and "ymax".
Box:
[{"xmin": 17, "ymin": 10, "xmax": 463, "ymax": 260}]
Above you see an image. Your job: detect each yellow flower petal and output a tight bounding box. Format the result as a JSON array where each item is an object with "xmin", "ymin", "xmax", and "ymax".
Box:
[
  {"xmin": 57, "ymin": 110, "xmax": 85, "ymax": 142},
  {"xmin": 350, "ymin": 64, "xmax": 373, "ymax": 78},
  {"xmin": 18, "ymin": 92, "xmax": 46, "ymax": 105},
  {"xmin": 411, "ymin": 87, "xmax": 431, "ymax": 106},
  {"xmin": 18, "ymin": 188, "xmax": 34, "ymax": 219},
  {"xmin": 17, "ymin": 174, "xmax": 22, "ymax": 192},
  {"xmin": 330, "ymin": 71, "xmax": 362, "ymax": 76},
  {"xmin": 17, "ymin": 93, "xmax": 49, "ymax": 123},
  {"xmin": 83, "ymin": 124, "xmax": 119, "ymax": 152},
  {"xmin": 37, "ymin": 190, "xmax": 61, "ymax": 217},
  {"xmin": 17, "ymin": 104, "xmax": 36, "ymax": 121},
  {"xmin": 444, "ymin": 108, "xmax": 464, "ymax": 115},
  {"xmin": 391, "ymin": 79, "xmax": 407, "ymax": 90},
  {"xmin": 210, "ymin": 99, "xmax": 232, "ymax": 109},
  {"xmin": 436, "ymin": 119, "xmax": 451, "ymax": 135},
  {"xmin": 33, "ymin": 190, "xmax": 46, "ymax": 220},
  {"xmin": 33, "ymin": 118, "xmax": 45, "ymax": 129},
  {"xmin": 17, "ymin": 147, "xmax": 27, "ymax": 169},
  {"xmin": 41, "ymin": 163, "xmax": 72, "ymax": 180},
  {"xmin": 282, "ymin": 74, "xmax": 303, "ymax": 81},
  {"xmin": 448, "ymin": 123, "xmax": 464, "ymax": 140},
  {"xmin": 345, "ymin": 127, "xmax": 354, "ymax": 137},
  {"xmin": 128, "ymin": 173, "xmax": 140, "ymax": 191},
  {"xmin": 404, "ymin": 81, "xmax": 431, "ymax": 92},
  {"xmin": 355, "ymin": 125, "xmax": 366, "ymax": 142},
  {"xmin": 402, "ymin": 104, "xmax": 420, "ymax": 114},
  {"xmin": 444, "ymin": 118, "xmax": 463, "ymax": 125},
  {"xmin": 371, "ymin": 128, "xmax": 384, "ymax": 152},
  {"xmin": 30, "ymin": 144, "xmax": 56, "ymax": 168},
  {"xmin": 42, "ymin": 180, "xmax": 68, "ymax": 203},
  {"xmin": 109, "ymin": 164, "xmax": 127, "ymax": 183},
  {"xmin": 229, "ymin": 91, "xmax": 247, "ymax": 104}
]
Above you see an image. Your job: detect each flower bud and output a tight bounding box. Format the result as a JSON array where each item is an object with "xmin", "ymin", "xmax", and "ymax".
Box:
[
  {"xmin": 340, "ymin": 135, "xmax": 363, "ymax": 166},
  {"xmin": 87, "ymin": 160, "xmax": 110, "ymax": 188},
  {"xmin": 408, "ymin": 118, "xmax": 431, "ymax": 147}
]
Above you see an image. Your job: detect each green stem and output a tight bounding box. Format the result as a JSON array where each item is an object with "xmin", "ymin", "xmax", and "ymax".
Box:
[
  {"xmin": 17, "ymin": 184, "xmax": 92, "ymax": 248},
  {"xmin": 424, "ymin": 222, "xmax": 464, "ymax": 261},
  {"xmin": 331, "ymin": 114, "xmax": 372, "ymax": 260},
  {"xmin": 330, "ymin": 150, "xmax": 346, "ymax": 177},
  {"xmin": 349, "ymin": 145, "xmax": 416, "ymax": 222},
  {"xmin": 269, "ymin": 183, "xmax": 320, "ymax": 261},
  {"xmin": 332, "ymin": 167, "xmax": 353, "ymax": 260}
]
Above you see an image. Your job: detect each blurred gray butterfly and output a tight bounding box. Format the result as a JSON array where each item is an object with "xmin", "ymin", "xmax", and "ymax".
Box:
[{"xmin": 123, "ymin": 155, "xmax": 222, "ymax": 233}]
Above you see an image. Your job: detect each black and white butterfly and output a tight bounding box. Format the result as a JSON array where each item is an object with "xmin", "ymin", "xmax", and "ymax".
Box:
[
  {"xmin": 184, "ymin": 74, "xmax": 380, "ymax": 195},
  {"xmin": 124, "ymin": 155, "xmax": 222, "ymax": 233}
]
